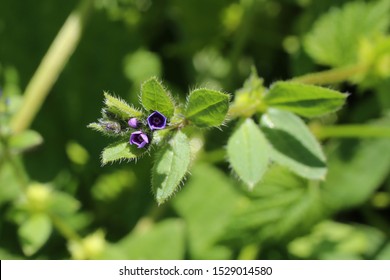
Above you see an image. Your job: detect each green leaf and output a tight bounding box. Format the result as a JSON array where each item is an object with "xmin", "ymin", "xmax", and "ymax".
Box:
[
  {"xmin": 322, "ymin": 137, "xmax": 390, "ymax": 211},
  {"xmin": 48, "ymin": 192, "xmax": 80, "ymax": 216},
  {"xmin": 173, "ymin": 163, "xmax": 240, "ymax": 259},
  {"xmin": 185, "ymin": 88, "xmax": 230, "ymax": 127},
  {"xmin": 224, "ymin": 166, "xmax": 324, "ymax": 245},
  {"xmin": 261, "ymin": 108, "xmax": 327, "ymax": 180},
  {"xmin": 104, "ymin": 219, "xmax": 185, "ymax": 260},
  {"xmin": 227, "ymin": 118, "xmax": 270, "ymax": 188},
  {"xmin": 0, "ymin": 162, "xmax": 23, "ymax": 206},
  {"xmin": 288, "ymin": 221, "xmax": 386, "ymax": 260},
  {"xmin": 304, "ymin": 0, "xmax": 390, "ymax": 67},
  {"xmin": 18, "ymin": 214, "xmax": 52, "ymax": 256},
  {"xmin": 264, "ymin": 82, "xmax": 347, "ymax": 118},
  {"xmin": 101, "ymin": 140, "xmax": 144, "ymax": 165},
  {"xmin": 103, "ymin": 92, "xmax": 143, "ymax": 119},
  {"xmin": 152, "ymin": 130, "xmax": 191, "ymax": 204},
  {"xmin": 140, "ymin": 77, "xmax": 175, "ymax": 118},
  {"xmin": 8, "ymin": 130, "xmax": 43, "ymax": 153}
]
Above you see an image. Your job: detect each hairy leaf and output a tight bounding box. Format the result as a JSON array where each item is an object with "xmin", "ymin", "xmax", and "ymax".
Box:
[
  {"xmin": 152, "ymin": 130, "xmax": 191, "ymax": 204},
  {"xmin": 261, "ymin": 108, "xmax": 327, "ymax": 180},
  {"xmin": 104, "ymin": 92, "xmax": 143, "ymax": 119},
  {"xmin": 140, "ymin": 77, "xmax": 175, "ymax": 118},
  {"xmin": 264, "ymin": 82, "xmax": 347, "ymax": 118},
  {"xmin": 227, "ymin": 118, "xmax": 270, "ymax": 188},
  {"xmin": 101, "ymin": 140, "xmax": 144, "ymax": 165},
  {"xmin": 185, "ymin": 89, "xmax": 229, "ymax": 127}
]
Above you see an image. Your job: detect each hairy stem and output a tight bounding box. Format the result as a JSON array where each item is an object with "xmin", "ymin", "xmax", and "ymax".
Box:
[
  {"xmin": 10, "ymin": 0, "xmax": 94, "ymax": 134},
  {"xmin": 291, "ymin": 64, "xmax": 367, "ymax": 85}
]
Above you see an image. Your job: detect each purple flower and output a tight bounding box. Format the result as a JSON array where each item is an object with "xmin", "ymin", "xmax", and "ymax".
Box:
[
  {"xmin": 129, "ymin": 131, "xmax": 149, "ymax": 148},
  {"xmin": 128, "ymin": 118, "xmax": 138, "ymax": 128},
  {"xmin": 147, "ymin": 111, "xmax": 167, "ymax": 130}
]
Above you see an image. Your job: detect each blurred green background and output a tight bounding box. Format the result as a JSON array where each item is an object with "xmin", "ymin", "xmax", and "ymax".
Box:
[{"xmin": 0, "ymin": 0, "xmax": 390, "ymax": 260}]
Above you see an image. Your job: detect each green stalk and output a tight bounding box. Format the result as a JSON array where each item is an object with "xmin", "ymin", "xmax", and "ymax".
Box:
[
  {"xmin": 291, "ymin": 64, "xmax": 368, "ymax": 85},
  {"xmin": 313, "ymin": 124, "xmax": 390, "ymax": 139},
  {"xmin": 10, "ymin": 0, "xmax": 94, "ymax": 134},
  {"xmin": 50, "ymin": 213, "xmax": 82, "ymax": 242}
]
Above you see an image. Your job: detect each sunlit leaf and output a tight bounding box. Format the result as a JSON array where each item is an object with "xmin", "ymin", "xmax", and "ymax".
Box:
[
  {"xmin": 227, "ymin": 118, "xmax": 270, "ymax": 188},
  {"xmin": 101, "ymin": 140, "xmax": 144, "ymax": 165},
  {"xmin": 185, "ymin": 89, "xmax": 230, "ymax": 127},
  {"xmin": 18, "ymin": 214, "xmax": 52, "ymax": 256},
  {"xmin": 304, "ymin": 0, "xmax": 390, "ymax": 67},
  {"xmin": 140, "ymin": 77, "xmax": 175, "ymax": 118},
  {"xmin": 173, "ymin": 163, "xmax": 240, "ymax": 259},
  {"xmin": 261, "ymin": 109, "xmax": 327, "ymax": 180},
  {"xmin": 104, "ymin": 92, "xmax": 143, "ymax": 119},
  {"xmin": 264, "ymin": 82, "xmax": 347, "ymax": 118},
  {"xmin": 152, "ymin": 130, "xmax": 191, "ymax": 204}
]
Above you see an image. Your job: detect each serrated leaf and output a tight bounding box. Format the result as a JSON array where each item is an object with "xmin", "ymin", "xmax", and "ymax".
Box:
[
  {"xmin": 8, "ymin": 130, "xmax": 43, "ymax": 153},
  {"xmin": 227, "ymin": 118, "xmax": 270, "ymax": 188},
  {"xmin": 104, "ymin": 92, "xmax": 143, "ymax": 119},
  {"xmin": 140, "ymin": 77, "xmax": 175, "ymax": 118},
  {"xmin": 101, "ymin": 140, "xmax": 144, "ymax": 165},
  {"xmin": 261, "ymin": 108, "xmax": 327, "ymax": 180},
  {"xmin": 264, "ymin": 82, "xmax": 347, "ymax": 118},
  {"xmin": 152, "ymin": 130, "xmax": 191, "ymax": 204},
  {"xmin": 185, "ymin": 89, "xmax": 230, "ymax": 127},
  {"xmin": 18, "ymin": 214, "xmax": 52, "ymax": 256},
  {"xmin": 304, "ymin": 0, "xmax": 390, "ymax": 67}
]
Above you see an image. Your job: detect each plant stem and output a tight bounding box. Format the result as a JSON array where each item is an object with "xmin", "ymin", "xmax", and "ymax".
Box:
[
  {"xmin": 291, "ymin": 64, "xmax": 367, "ymax": 85},
  {"xmin": 226, "ymin": 0, "xmax": 257, "ymax": 89},
  {"xmin": 311, "ymin": 124, "xmax": 390, "ymax": 140},
  {"xmin": 237, "ymin": 243, "xmax": 259, "ymax": 260},
  {"xmin": 10, "ymin": 0, "xmax": 94, "ymax": 134},
  {"xmin": 0, "ymin": 137, "xmax": 29, "ymax": 191},
  {"xmin": 50, "ymin": 213, "xmax": 82, "ymax": 242}
]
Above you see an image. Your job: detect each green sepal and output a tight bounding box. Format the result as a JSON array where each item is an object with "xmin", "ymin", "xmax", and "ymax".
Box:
[
  {"xmin": 101, "ymin": 140, "xmax": 145, "ymax": 165},
  {"xmin": 103, "ymin": 92, "xmax": 143, "ymax": 120}
]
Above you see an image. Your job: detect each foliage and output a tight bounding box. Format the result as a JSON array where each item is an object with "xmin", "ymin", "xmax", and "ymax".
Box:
[{"xmin": 0, "ymin": 0, "xmax": 390, "ymax": 260}]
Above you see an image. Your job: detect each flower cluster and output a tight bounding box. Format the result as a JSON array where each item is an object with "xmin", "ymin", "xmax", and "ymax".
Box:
[{"xmin": 129, "ymin": 111, "xmax": 167, "ymax": 149}]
